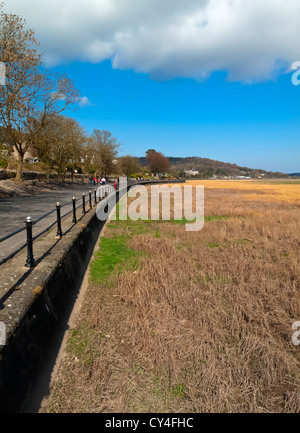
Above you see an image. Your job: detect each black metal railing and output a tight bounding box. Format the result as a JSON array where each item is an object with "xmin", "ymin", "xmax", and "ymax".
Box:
[
  {"xmin": 0, "ymin": 183, "xmax": 116, "ymax": 268},
  {"xmin": 0, "ymin": 179, "xmax": 184, "ymax": 269}
]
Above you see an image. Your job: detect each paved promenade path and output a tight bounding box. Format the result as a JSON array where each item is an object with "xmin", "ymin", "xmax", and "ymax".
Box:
[{"xmin": 0, "ymin": 183, "xmax": 100, "ymax": 263}]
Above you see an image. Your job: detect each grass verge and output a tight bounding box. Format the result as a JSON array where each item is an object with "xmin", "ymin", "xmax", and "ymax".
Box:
[{"xmin": 42, "ymin": 183, "xmax": 300, "ymax": 413}]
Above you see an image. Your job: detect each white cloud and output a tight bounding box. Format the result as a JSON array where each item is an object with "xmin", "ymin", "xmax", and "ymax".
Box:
[
  {"xmin": 3, "ymin": 0, "xmax": 300, "ymax": 82},
  {"xmin": 78, "ymin": 96, "xmax": 93, "ymax": 107}
]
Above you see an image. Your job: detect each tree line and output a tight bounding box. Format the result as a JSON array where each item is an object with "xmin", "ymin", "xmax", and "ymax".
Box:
[{"xmin": 0, "ymin": 4, "xmax": 172, "ymax": 182}]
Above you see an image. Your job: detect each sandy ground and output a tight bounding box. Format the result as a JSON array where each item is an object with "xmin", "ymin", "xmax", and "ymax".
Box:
[{"xmin": 0, "ymin": 178, "xmax": 85, "ymax": 198}]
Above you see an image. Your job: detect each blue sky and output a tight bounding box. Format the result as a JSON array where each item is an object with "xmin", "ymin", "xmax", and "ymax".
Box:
[
  {"xmin": 57, "ymin": 60, "xmax": 300, "ymax": 173},
  {"xmin": 4, "ymin": 0, "xmax": 300, "ymax": 173}
]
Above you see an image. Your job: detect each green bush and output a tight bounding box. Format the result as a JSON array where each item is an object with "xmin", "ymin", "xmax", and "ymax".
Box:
[
  {"xmin": 67, "ymin": 163, "xmax": 82, "ymax": 174},
  {"xmin": 0, "ymin": 158, "xmax": 8, "ymax": 168},
  {"xmin": 87, "ymin": 165, "xmax": 97, "ymax": 175}
]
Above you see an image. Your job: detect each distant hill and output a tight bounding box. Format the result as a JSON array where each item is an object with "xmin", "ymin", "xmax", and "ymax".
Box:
[
  {"xmin": 138, "ymin": 156, "xmax": 288, "ymax": 179},
  {"xmin": 289, "ymin": 173, "xmax": 300, "ymax": 177}
]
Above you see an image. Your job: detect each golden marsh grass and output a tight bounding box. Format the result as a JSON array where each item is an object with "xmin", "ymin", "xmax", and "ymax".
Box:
[{"xmin": 42, "ymin": 180, "xmax": 300, "ymax": 413}]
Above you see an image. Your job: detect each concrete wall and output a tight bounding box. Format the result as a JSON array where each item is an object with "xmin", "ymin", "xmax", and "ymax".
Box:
[{"xmin": 0, "ymin": 206, "xmax": 106, "ymax": 413}]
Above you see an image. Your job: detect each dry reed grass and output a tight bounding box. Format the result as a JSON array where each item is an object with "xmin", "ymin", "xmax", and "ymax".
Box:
[
  {"xmin": 187, "ymin": 179, "xmax": 300, "ymax": 204},
  {"xmin": 41, "ymin": 181, "xmax": 300, "ymax": 413}
]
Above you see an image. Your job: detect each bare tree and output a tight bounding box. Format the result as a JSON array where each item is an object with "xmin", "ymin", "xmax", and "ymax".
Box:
[
  {"xmin": 80, "ymin": 136, "xmax": 97, "ymax": 179},
  {"xmin": 146, "ymin": 149, "xmax": 170, "ymax": 174},
  {"xmin": 90, "ymin": 129, "xmax": 120, "ymax": 177},
  {"xmin": 118, "ymin": 155, "xmax": 142, "ymax": 177},
  {"xmin": 35, "ymin": 114, "xmax": 86, "ymax": 181},
  {"xmin": 0, "ymin": 4, "xmax": 80, "ymax": 181}
]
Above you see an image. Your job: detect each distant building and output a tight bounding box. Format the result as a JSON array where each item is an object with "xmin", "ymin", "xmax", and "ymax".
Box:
[
  {"xmin": 185, "ymin": 170, "xmax": 199, "ymax": 176},
  {"xmin": 10, "ymin": 145, "xmax": 39, "ymax": 164}
]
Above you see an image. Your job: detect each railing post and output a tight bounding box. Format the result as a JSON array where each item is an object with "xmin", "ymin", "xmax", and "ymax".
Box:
[
  {"xmin": 25, "ymin": 216, "xmax": 35, "ymax": 268},
  {"xmin": 56, "ymin": 202, "xmax": 62, "ymax": 239},
  {"xmin": 82, "ymin": 193, "xmax": 86, "ymax": 214},
  {"xmin": 94, "ymin": 189, "xmax": 97, "ymax": 205},
  {"xmin": 89, "ymin": 191, "xmax": 92, "ymax": 209},
  {"xmin": 72, "ymin": 197, "xmax": 77, "ymax": 224}
]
